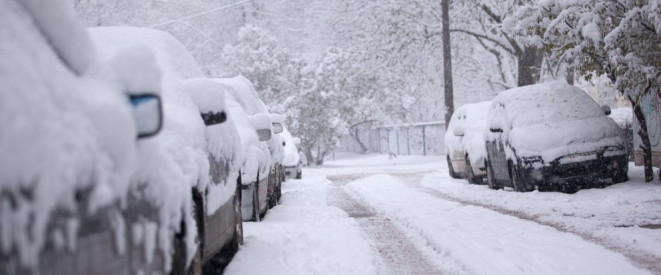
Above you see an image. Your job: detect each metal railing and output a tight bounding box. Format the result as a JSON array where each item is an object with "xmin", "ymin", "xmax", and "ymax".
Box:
[{"xmin": 338, "ymin": 121, "xmax": 446, "ymax": 156}]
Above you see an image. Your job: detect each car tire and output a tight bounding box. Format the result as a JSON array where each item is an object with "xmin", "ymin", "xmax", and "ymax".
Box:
[
  {"xmin": 233, "ymin": 180, "xmax": 244, "ymax": 247},
  {"xmin": 465, "ymin": 156, "xmax": 479, "ymax": 184},
  {"xmin": 296, "ymin": 170, "xmax": 302, "ymax": 180},
  {"xmin": 486, "ymin": 160, "xmax": 500, "ymax": 190},
  {"xmin": 251, "ymin": 182, "xmax": 260, "ymax": 222},
  {"xmin": 509, "ymin": 163, "xmax": 532, "ymax": 192},
  {"xmin": 612, "ymin": 164, "xmax": 629, "ymax": 184},
  {"xmin": 170, "ymin": 211, "xmax": 201, "ymax": 275},
  {"xmin": 447, "ymin": 156, "xmax": 460, "ymax": 179}
]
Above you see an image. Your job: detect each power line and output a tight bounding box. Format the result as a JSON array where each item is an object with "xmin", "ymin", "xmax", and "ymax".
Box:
[{"xmin": 148, "ymin": 0, "xmax": 253, "ymax": 28}]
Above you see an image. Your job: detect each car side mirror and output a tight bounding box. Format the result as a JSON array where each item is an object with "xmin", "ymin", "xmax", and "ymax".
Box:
[
  {"xmin": 130, "ymin": 94, "xmax": 163, "ymax": 139},
  {"xmin": 453, "ymin": 125, "xmax": 465, "ymax": 137},
  {"xmin": 257, "ymin": 128, "xmax": 272, "ymax": 141},
  {"xmin": 272, "ymin": 122, "xmax": 284, "ymax": 134},
  {"xmin": 602, "ymin": 105, "xmax": 611, "ymax": 116},
  {"xmin": 201, "ymin": 111, "xmax": 227, "ymax": 126}
]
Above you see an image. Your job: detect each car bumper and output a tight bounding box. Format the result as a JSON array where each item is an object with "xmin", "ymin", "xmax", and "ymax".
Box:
[{"xmin": 520, "ymin": 155, "xmax": 628, "ymax": 188}]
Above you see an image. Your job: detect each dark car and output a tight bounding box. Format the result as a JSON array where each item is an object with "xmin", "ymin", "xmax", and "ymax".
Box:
[{"xmin": 485, "ymin": 82, "xmax": 628, "ymax": 193}]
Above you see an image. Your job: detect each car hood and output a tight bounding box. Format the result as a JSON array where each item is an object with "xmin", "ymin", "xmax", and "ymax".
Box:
[{"xmin": 509, "ymin": 116, "xmax": 625, "ymax": 162}]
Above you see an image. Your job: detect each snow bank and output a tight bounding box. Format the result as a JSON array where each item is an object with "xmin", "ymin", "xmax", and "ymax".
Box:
[
  {"xmin": 487, "ymin": 81, "xmax": 625, "ymax": 162},
  {"xmin": 422, "ymin": 162, "xmax": 661, "ymax": 266},
  {"xmin": 225, "ymin": 173, "xmax": 377, "ymax": 275},
  {"xmin": 348, "ymin": 174, "xmax": 650, "ymax": 275},
  {"xmin": 0, "ymin": 1, "xmax": 137, "ymax": 268}
]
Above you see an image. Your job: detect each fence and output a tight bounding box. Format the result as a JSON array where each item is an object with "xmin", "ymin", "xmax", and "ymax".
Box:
[{"xmin": 337, "ymin": 121, "xmax": 446, "ymax": 156}]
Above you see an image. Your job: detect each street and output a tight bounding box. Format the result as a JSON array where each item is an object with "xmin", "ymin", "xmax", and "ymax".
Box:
[{"xmin": 226, "ymin": 153, "xmax": 661, "ymax": 275}]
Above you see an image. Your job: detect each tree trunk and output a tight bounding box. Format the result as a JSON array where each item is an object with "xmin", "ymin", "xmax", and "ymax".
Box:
[
  {"xmin": 630, "ymin": 95, "xmax": 655, "ymax": 182},
  {"xmin": 351, "ymin": 128, "xmax": 369, "ymax": 153},
  {"xmin": 442, "ymin": 0, "xmax": 454, "ymax": 127},
  {"xmin": 517, "ymin": 45, "xmax": 544, "ymax": 86}
]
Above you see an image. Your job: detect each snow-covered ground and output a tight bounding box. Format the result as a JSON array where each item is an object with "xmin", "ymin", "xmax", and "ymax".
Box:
[{"xmin": 227, "ymin": 152, "xmax": 660, "ymax": 274}]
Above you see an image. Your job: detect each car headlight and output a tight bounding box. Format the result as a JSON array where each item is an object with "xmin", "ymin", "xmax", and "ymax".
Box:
[{"xmin": 522, "ymin": 156, "xmax": 544, "ymax": 167}]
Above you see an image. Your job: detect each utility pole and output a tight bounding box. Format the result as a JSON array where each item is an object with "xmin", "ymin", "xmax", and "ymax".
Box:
[{"xmin": 442, "ymin": 0, "xmax": 454, "ymax": 128}]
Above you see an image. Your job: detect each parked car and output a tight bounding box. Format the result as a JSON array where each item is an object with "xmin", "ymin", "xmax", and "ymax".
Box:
[
  {"xmin": 267, "ymin": 114, "xmax": 286, "ymax": 207},
  {"xmin": 214, "ymin": 77, "xmax": 274, "ymax": 222},
  {"xmin": 282, "ymin": 126, "xmax": 303, "ymax": 180},
  {"xmin": 0, "ymin": 2, "xmax": 163, "ymax": 274},
  {"xmin": 90, "ymin": 27, "xmax": 244, "ymax": 273},
  {"xmin": 485, "ymin": 82, "xmax": 628, "ymax": 193},
  {"xmin": 445, "ymin": 101, "xmax": 491, "ymax": 184}
]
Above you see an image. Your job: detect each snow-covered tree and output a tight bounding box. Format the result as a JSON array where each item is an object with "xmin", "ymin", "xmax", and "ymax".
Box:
[
  {"xmin": 509, "ymin": 0, "xmax": 661, "ymax": 181},
  {"xmin": 221, "ymin": 25, "xmax": 298, "ymax": 112}
]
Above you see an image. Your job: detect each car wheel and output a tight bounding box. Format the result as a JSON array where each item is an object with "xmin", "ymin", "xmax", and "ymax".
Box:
[
  {"xmin": 486, "ymin": 160, "xmax": 500, "ymax": 190},
  {"xmin": 465, "ymin": 156, "xmax": 479, "ymax": 184},
  {"xmin": 296, "ymin": 170, "xmax": 302, "ymax": 180},
  {"xmin": 251, "ymin": 182, "xmax": 260, "ymax": 222},
  {"xmin": 233, "ymin": 180, "xmax": 243, "ymax": 247},
  {"xmin": 447, "ymin": 156, "xmax": 460, "ymax": 179},
  {"xmin": 170, "ymin": 211, "xmax": 201, "ymax": 275},
  {"xmin": 509, "ymin": 163, "xmax": 531, "ymax": 192},
  {"xmin": 612, "ymin": 164, "xmax": 629, "ymax": 184}
]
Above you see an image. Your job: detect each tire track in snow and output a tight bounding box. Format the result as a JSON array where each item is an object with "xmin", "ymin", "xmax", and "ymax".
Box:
[
  {"xmin": 327, "ymin": 177, "xmax": 440, "ymax": 275},
  {"xmin": 393, "ymin": 173, "xmax": 661, "ymax": 274}
]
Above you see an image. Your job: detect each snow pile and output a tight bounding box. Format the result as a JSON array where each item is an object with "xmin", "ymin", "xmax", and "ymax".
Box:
[
  {"xmin": 225, "ymin": 173, "xmax": 377, "ymax": 275},
  {"xmin": 348, "ymin": 174, "xmax": 650, "ymax": 275},
  {"xmin": 281, "ymin": 126, "xmax": 301, "ymax": 167},
  {"xmin": 445, "ymin": 101, "xmax": 491, "ymax": 164},
  {"xmin": 0, "ymin": 1, "xmax": 138, "ymax": 268},
  {"xmin": 487, "ymin": 81, "xmax": 625, "ymax": 162},
  {"xmin": 422, "ymin": 162, "xmax": 661, "ymax": 270}
]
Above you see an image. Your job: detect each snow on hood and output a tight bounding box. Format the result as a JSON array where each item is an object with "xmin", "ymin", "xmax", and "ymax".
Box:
[
  {"xmin": 281, "ymin": 126, "xmax": 301, "ymax": 166},
  {"xmin": 488, "ymin": 81, "xmax": 625, "ymax": 162}
]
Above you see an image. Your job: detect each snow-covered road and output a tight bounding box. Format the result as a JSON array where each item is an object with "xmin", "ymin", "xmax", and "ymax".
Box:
[{"xmin": 226, "ymin": 153, "xmax": 660, "ymax": 275}]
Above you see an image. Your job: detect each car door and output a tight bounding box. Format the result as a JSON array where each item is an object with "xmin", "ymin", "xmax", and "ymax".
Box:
[{"xmin": 486, "ymin": 102, "xmax": 510, "ymax": 185}]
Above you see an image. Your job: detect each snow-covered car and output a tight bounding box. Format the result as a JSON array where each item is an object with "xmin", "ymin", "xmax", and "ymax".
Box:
[
  {"xmin": 89, "ymin": 27, "xmax": 244, "ymax": 273},
  {"xmin": 0, "ymin": 2, "xmax": 164, "ymax": 274},
  {"xmin": 281, "ymin": 126, "xmax": 303, "ymax": 180},
  {"xmin": 214, "ymin": 76, "xmax": 274, "ymax": 221},
  {"xmin": 485, "ymin": 82, "xmax": 628, "ymax": 193},
  {"xmin": 445, "ymin": 101, "xmax": 491, "ymax": 184},
  {"xmin": 267, "ymin": 113, "xmax": 286, "ymax": 206}
]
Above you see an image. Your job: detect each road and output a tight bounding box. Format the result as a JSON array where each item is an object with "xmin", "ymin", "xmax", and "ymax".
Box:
[{"xmin": 225, "ymin": 153, "xmax": 660, "ymax": 275}]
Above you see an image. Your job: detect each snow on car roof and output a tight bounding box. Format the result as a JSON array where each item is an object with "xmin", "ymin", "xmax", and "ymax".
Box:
[
  {"xmin": 494, "ymin": 81, "xmax": 605, "ymax": 128},
  {"xmin": 489, "ymin": 81, "xmax": 624, "ymax": 161},
  {"xmin": 89, "ymin": 26, "xmax": 204, "ymax": 80}
]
